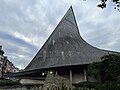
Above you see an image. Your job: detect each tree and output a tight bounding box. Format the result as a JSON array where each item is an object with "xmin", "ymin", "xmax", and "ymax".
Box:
[
  {"xmin": 87, "ymin": 53, "xmax": 120, "ymax": 83},
  {"xmin": 101, "ymin": 53, "xmax": 120, "ymax": 82},
  {"xmin": 87, "ymin": 61, "xmax": 102, "ymax": 81},
  {"xmin": 97, "ymin": 0, "xmax": 120, "ymax": 11}
]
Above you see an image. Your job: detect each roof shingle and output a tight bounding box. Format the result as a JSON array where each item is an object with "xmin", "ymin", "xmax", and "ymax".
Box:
[{"xmin": 25, "ymin": 6, "xmax": 112, "ymax": 71}]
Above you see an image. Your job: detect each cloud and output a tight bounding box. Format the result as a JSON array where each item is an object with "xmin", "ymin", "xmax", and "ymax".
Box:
[{"xmin": 0, "ymin": 0, "xmax": 120, "ymax": 69}]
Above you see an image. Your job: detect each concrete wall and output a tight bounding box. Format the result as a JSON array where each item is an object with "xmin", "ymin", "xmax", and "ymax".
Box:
[
  {"xmin": 18, "ymin": 74, "xmax": 73, "ymax": 90},
  {"xmin": 20, "ymin": 79, "xmax": 45, "ymax": 85},
  {"xmin": 62, "ymin": 74, "xmax": 70, "ymax": 80},
  {"xmin": 61, "ymin": 73, "xmax": 85, "ymax": 83},
  {"xmin": 62, "ymin": 72, "xmax": 98, "ymax": 83},
  {"xmin": 73, "ymin": 73, "xmax": 84, "ymax": 83}
]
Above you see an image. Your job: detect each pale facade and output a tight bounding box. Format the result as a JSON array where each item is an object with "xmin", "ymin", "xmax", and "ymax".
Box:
[
  {"xmin": 0, "ymin": 46, "xmax": 19, "ymax": 79},
  {"xmin": 6, "ymin": 60, "xmax": 19, "ymax": 73},
  {"xmin": 0, "ymin": 46, "xmax": 4, "ymax": 78}
]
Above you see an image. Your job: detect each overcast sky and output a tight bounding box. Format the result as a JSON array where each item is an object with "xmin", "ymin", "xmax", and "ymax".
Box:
[{"xmin": 0, "ymin": 0, "xmax": 120, "ymax": 69}]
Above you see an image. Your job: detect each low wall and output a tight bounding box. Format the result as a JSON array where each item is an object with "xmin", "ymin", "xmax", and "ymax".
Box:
[
  {"xmin": 0, "ymin": 74, "xmax": 72, "ymax": 90},
  {"xmin": 0, "ymin": 85, "xmax": 43, "ymax": 90}
]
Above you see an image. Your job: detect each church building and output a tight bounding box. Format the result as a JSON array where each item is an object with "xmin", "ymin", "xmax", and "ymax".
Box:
[{"xmin": 12, "ymin": 6, "xmax": 115, "ymax": 84}]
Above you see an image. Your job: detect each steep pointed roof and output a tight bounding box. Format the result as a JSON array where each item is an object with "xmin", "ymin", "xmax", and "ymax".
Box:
[{"xmin": 25, "ymin": 6, "xmax": 111, "ymax": 71}]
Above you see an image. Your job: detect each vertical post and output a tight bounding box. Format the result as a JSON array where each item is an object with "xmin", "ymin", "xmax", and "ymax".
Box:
[
  {"xmin": 55, "ymin": 71, "xmax": 58, "ymax": 75},
  {"xmin": 70, "ymin": 69, "xmax": 72, "ymax": 82},
  {"xmin": 84, "ymin": 68, "xmax": 87, "ymax": 82}
]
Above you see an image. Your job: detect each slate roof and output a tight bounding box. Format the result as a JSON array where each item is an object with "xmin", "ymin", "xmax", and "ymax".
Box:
[{"xmin": 24, "ymin": 6, "xmax": 113, "ymax": 71}]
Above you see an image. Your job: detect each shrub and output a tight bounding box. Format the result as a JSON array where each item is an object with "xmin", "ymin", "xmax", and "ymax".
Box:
[
  {"xmin": 0, "ymin": 79, "xmax": 20, "ymax": 86},
  {"xmin": 73, "ymin": 82, "xmax": 120, "ymax": 90}
]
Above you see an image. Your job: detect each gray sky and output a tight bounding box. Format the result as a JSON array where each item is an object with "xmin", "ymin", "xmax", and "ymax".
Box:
[{"xmin": 0, "ymin": 0, "xmax": 120, "ymax": 69}]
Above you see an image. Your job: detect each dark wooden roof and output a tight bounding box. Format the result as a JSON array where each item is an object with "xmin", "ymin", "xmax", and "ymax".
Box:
[{"xmin": 24, "ymin": 6, "xmax": 112, "ymax": 71}]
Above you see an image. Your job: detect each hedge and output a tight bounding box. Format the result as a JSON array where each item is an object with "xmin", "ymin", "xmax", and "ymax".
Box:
[
  {"xmin": 73, "ymin": 82, "xmax": 120, "ymax": 90},
  {"xmin": 0, "ymin": 79, "xmax": 21, "ymax": 86}
]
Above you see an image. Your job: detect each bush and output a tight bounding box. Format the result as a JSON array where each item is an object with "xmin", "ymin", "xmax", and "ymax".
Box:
[
  {"xmin": 73, "ymin": 82, "xmax": 97, "ymax": 88},
  {"xmin": 0, "ymin": 79, "xmax": 21, "ymax": 86},
  {"xmin": 73, "ymin": 82, "xmax": 120, "ymax": 90},
  {"xmin": 87, "ymin": 53, "xmax": 120, "ymax": 83}
]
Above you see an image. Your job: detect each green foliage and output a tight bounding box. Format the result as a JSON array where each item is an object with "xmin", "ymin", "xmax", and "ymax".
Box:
[
  {"xmin": 73, "ymin": 82, "xmax": 120, "ymax": 90},
  {"xmin": 0, "ymin": 80, "xmax": 20, "ymax": 86},
  {"xmin": 73, "ymin": 82, "xmax": 98, "ymax": 89},
  {"xmin": 87, "ymin": 62, "xmax": 102, "ymax": 80},
  {"xmin": 97, "ymin": 0, "xmax": 120, "ymax": 11},
  {"xmin": 88, "ymin": 53, "xmax": 120, "ymax": 83},
  {"xmin": 101, "ymin": 54, "xmax": 120, "ymax": 82},
  {"xmin": 98, "ymin": 0, "xmax": 107, "ymax": 9}
]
